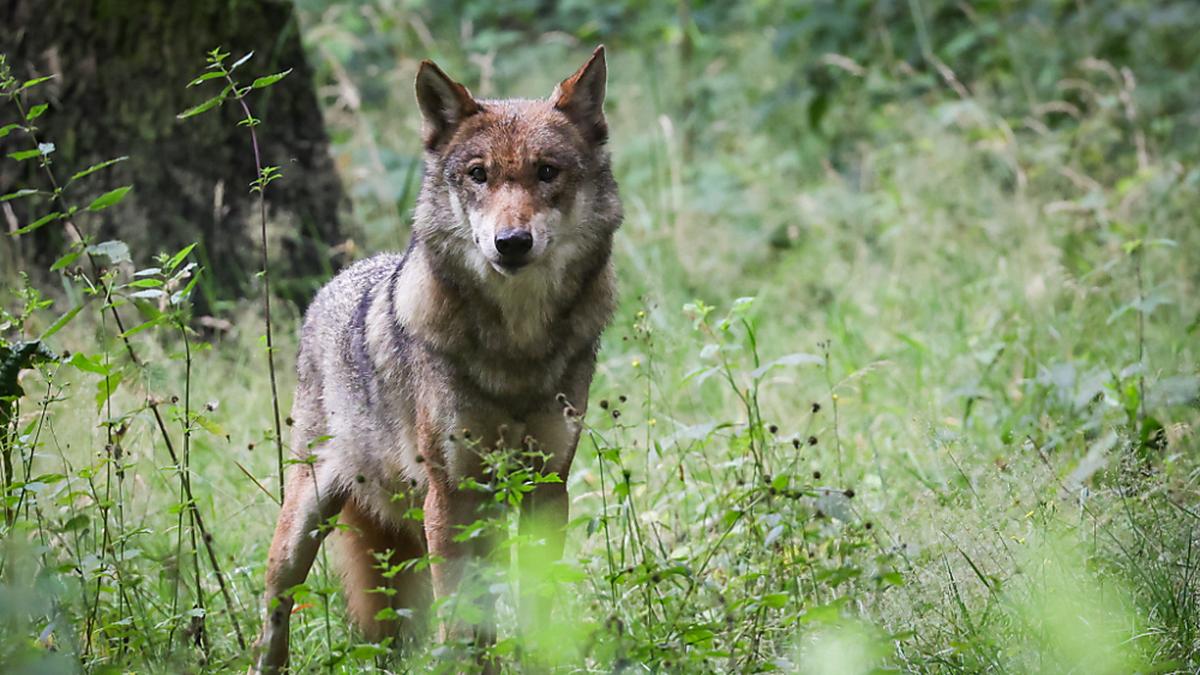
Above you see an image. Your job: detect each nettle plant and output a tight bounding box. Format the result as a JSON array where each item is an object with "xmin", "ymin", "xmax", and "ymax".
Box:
[
  {"xmin": 557, "ymin": 297, "xmax": 904, "ymax": 670},
  {"xmin": 0, "ymin": 48, "xmax": 294, "ymax": 669},
  {"xmin": 0, "ymin": 52, "xmax": 237, "ymax": 666}
]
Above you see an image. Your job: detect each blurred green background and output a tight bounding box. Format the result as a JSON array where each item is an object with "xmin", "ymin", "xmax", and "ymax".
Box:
[{"xmin": 2, "ymin": 1, "xmax": 1199, "ymax": 672}]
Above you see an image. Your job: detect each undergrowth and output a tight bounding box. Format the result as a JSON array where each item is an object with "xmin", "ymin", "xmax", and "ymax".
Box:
[{"xmin": 2, "ymin": 2, "xmax": 1200, "ymax": 673}]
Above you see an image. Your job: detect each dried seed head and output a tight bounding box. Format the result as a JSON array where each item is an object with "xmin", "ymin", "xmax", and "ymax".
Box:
[
  {"xmin": 812, "ymin": 470, "xmax": 822, "ymax": 480},
  {"xmin": 808, "ymin": 435, "xmax": 818, "ymax": 446},
  {"xmin": 792, "ymin": 438, "xmax": 801, "ymax": 449},
  {"xmin": 599, "ymin": 399, "xmax": 610, "ymax": 410},
  {"xmin": 768, "ymin": 424, "xmax": 778, "ymax": 434},
  {"xmin": 811, "ymin": 402, "xmax": 821, "ymax": 413},
  {"xmin": 618, "ymin": 395, "xmax": 628, "ymax": 403},
  {"xmin": 843, "ymin": 488, "xmax": 856, "ymax": 499},
  {"xmin": 285, "ymin": 416, "xmax": 295, "ymax": 427},
  {"xmin": 611, "ymin": 409, "xmax": 621, "ymax": 419}
]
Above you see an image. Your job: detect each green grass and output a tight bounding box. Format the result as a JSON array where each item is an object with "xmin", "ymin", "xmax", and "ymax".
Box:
[{"xmin": 3, "ymin": 4, "xmax": 1200, "ymax": 673}]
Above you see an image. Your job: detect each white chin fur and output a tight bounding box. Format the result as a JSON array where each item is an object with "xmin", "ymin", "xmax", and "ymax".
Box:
[{"xmin": 488, "ymin": 260, "xmax": 521, "ymax": 277}]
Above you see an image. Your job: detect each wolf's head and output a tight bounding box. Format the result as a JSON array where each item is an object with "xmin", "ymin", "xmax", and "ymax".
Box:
[{"xmin": 412, "ymin": 47, "xmax": 621, "ymax": 282}]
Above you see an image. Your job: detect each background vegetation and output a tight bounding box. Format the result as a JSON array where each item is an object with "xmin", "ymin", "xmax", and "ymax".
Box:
[{"xmin": 2, "ymin": 0, "xmax": 1198, "ymax": 672}]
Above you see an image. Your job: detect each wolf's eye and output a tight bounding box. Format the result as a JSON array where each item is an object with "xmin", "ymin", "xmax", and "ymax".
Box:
[
  {"xmin": 537, "ymin": 164, "xmax": 560, "ymax": 183},
  {"xmin": 468, "ymin": 166, "xmax": 487, "ymax": 184}
]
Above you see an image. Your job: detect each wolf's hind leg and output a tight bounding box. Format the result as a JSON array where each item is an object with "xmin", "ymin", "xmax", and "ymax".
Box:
[
  {"xmin": 251, "ymin": 462, "xmax": 346, "ymax": 674},
  {"xmin": 336, "ymin": 501, "xmax": 431, "ymax": 647}
]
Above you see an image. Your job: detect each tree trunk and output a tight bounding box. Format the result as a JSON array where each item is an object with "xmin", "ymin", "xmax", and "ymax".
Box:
[{"xmin": 0, "ymin": 0, "xmax": 350, "ymax": 309}]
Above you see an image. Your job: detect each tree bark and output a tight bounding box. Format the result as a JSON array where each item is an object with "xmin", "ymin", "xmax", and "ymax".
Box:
[{"xmin": 0, "ymin": 0, "xmax": 350, "ymax": 309}]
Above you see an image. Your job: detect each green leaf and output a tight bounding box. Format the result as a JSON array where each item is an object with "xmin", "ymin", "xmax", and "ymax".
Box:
[
  {"xmin": 251, "ymin": 69, "xmax": 292, "ymax": 89},
  {"xmin": 187, "ymin": 71, "xmax": 225, "ymax": 87},
  {"xmin": 50, "ymin": 250, "xmax": 82, "ymax": 272},
  {"xmin": 11, "ymin": 211, "xmax": 61, "ymax": 236},
  {"xmin": 126, "ymin": 278, "xmax": 163, "ymax": 289},
  {"xmin": 762, "ymin": 592, "xmax": 790, "ymax": 609},
  {"xmin": 129, "ymin": 289, "xmax": 165, "ymax": 300},
  {"xmin": 165, "ymin": 243, "xmax": 197, "ymax": 272},
  {"xmin": 69, "ymin": 156, "xmax": 128, "ymax": 184},
  {"xmin": 40, "ymin": 304, "xmax": 84, "ymax": 340},
  {"xmin": 230, "ymin": 51, "xmax": 255, "ymax": 72},
  {"xmin": 171, "ymin": 268, "xmax": 203, "ymax": 306},
  {"xmin": 86, "ymin": 186, "xmax": 132, "ymax": 212},
  {"xmin": 95, "ymin": 370, "xmax": 124, "ymax": 412},
  {"xmin": 119, "ymin": 316, "xmax": 166, "ymax": 339},
  {"xmin": 69, "ymin": 352, "xmax": 110, "ymax": 376},
  {"xmin": 19, "ymin": 76, "xmax": 55, "ymax": 91},
  {"xmin": 0, "ymin": 188, "xmax": 40, "ymax": 202},
  {"xmin": 194, "ymin": 414, "xmax": 226, "ymax": 437},
  {"xmin": 0, "ymin": 123, "xmax": 22, "ymax": 138},
  {"xmin": 25, "ymin": 103, "xmax": 48, "ymax": 121},
  {"xmin": 8, "ymin": 148, "xmax": 42, "ymax": 161},
  {"xmin": 177, "ymin": 87, "xmax": 230, "ymax": 119}
]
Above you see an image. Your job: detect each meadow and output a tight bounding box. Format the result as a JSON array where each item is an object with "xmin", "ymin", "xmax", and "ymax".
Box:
[{"xmin": 2, "ymin": 2, "xmax": 1199, "ymax": 672}]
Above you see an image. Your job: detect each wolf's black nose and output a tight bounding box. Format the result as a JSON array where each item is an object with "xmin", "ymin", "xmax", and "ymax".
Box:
[{"xmin": 495, "ymin": 229, "xmax": 533, "ymax": 259}]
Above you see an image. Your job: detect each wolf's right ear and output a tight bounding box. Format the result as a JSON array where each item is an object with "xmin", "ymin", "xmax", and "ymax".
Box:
[
  {"xmin": 415, "ymin": 60, "xmax": 481, "ymax": 151},
  {"xmin": 553, "ymin": 45, "xmax": 608, "ymax": 145}
]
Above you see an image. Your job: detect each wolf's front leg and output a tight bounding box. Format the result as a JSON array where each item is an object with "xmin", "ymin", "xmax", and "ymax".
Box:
[
  {"xmin": 516, "ymin": 407, "xmax": 580, "ymax": 634},
  {"xmin": 250, "ymin": 462, "xmax": 346, "ymax": 674},
  {"xmin": 422, "ymin": 464, "xmax": 498, "ymax": 637}
]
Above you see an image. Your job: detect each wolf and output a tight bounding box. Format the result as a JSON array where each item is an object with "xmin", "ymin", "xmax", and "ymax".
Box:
[{"xmin": 249, "ymin": 46, "xmax": 620, "ymax": 672}]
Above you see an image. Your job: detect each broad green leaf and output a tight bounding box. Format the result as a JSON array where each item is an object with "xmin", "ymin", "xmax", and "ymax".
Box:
[
  {"xmin": 8, "ymin": 148, "xmax": 42, "ymax": 161},
  {"xmin": 95, "ymin": 370, "xmax": 124, "ymax": 412},
  {"xmin": 0, "ymin": 123, "xmax": 22, "ymax": 138},
  {"xmin": 86, "ymin": 186, "xmax": 132, "ymax": 212},
  {"xmin": 762, "ymin": 592, "xmax": 790, "ymax": 609},
  {"xmin": 49, "ymin": 250, "xmax": 81, "ymax": 272},
  {"xmin": 251, "ymin": 69, "xmax": 292, "ymax": 89},
  {"xmin": 25, "ymin": 103, "xmax": 48, "ymax": 121},
  {"xmin": 69, "ymin": 352, "xmax": 110, "ymax": 376},
  {"xmin": 86, "ymin": 240, "xmax": 131, "ymax": 265}
]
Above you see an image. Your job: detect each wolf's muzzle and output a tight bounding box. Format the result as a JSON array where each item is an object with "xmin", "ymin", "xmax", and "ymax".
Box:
[{"xmin": 495, "ymin": 228, "xmax": 533, "ymax": 267}]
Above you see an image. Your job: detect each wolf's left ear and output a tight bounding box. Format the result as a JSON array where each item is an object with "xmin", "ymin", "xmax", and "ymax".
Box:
[
  {"xmin": 415, "ymin": 60, "xmax": 481, "ymax": 151},
  {"xmin": 553, "ymin": 45, "xmax": 608, "ymax": 145}
]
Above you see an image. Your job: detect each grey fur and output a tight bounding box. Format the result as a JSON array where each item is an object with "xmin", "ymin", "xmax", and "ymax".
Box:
[{"xmin": 250, "ymin": 48, "xmax": 621, "ymax": 673}]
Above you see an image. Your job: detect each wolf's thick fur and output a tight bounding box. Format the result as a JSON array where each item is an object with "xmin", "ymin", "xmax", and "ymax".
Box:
[{"xmin": 250, "ymin": 47, "xmax": 620, "ymax": 672}]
